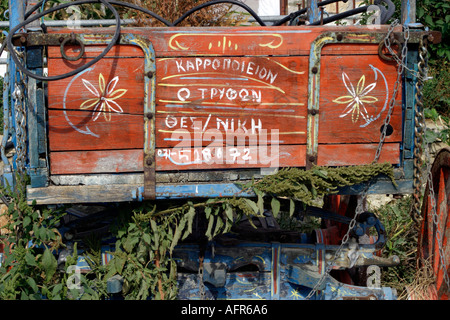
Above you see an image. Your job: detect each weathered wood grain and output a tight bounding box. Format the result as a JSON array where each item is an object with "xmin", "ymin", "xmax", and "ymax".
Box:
[
  {"xmin": 48, "ymin": 110, "xmax": 144, "ymax": 151},
  {"xmin": 318, "ymin": 54, "xmax": 402, "ymax": 144},
  {"xmin": 317, "ymin": 143, "xmax": 400, "ymax": 166},
  {"xmin": 27, "ymin": 184, "xmax": 141, "ymax": 204}
]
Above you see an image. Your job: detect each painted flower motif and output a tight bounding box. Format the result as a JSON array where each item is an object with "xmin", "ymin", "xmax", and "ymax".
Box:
[
  {"xmin": 80, "ymin": 73, "xmax": 127, "ymax": 121},
  {"xmin": 333, "ymin": 72, "xmax": 378, "ymax": 124}
]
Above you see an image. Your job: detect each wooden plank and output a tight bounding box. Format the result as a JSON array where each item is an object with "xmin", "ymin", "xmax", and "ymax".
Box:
[
  {"xmin": 48, "ymin": 25, "xmax": 401, "ymax": 57},
  {"xmin": 317, "ymin": 143, "xmax": 400, "ymax": 166},
  {"xmin": 26, "ymin": 177, "xmax": 412, "ymax": 205},
  {"xmin": 47, "ymin": 50, "xmax": 146, "ymax": 154},
  {"xmin": 321, "ymin": 43, "xmax": 382, "ymax": 55},
  {"xmin": 26, "ymin": 182, "xmax": 255, "ymax": 204},
  {"xmin": 47, "ymin": 142, "xmax": 399, "ymax": 175},
  {"xmin": 155, "ymin": 144, "xmax": 306, "ymax": 170},
  {"xmin": 154, "ymin": 55, "xmax": 308, "ymax": 149},
  {"xmin": 50, "ymin": 149, "xmax": 144, "ymax": 174},
  {"xmin": 47, "ymin": 44, "xmax": 144, "ymax": 59},
  {"xmin": 155, "ymin": 56, "xmax": 307, "ymax": 113},
  {"xmin": 143, "ymin": 25, "xmax": 400, "ymax": 57},
  {"xmin": 48, "ymin": 110, "xmax": 143, "ymax": 151},
  {"xmin": 155, "ymin": 114, "xmax": 306, "ymax": 147}
]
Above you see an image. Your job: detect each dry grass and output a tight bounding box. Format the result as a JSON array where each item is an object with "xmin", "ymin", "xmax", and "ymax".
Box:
[
  {"xmin": 403, "ymin": 258, "xmax": 438, "ymax": 300},
  {"xmin": 124, "ymin": 0, "xmax": 250, "ymax": 27}
]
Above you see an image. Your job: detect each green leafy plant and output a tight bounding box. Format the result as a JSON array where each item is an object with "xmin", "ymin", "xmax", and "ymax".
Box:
[
  {"xmin": 373, "ymin": 195, "xmax": 419, "ymax": 299},
  {"xmin": 0, "ymin": 161, "xmax": 395, "ymax": 300},
  {"xmin": 417, "ymin": 0, "xmax": 450, "ymax": 62},
  {"xmin": 424, "ymin": 107, "xmax": 450, "ymax": 146},
  {"xmin": 423, "ymin": 63, "xmax": 450, "ymax": 118},
  {"xmin": 0, "ymin": 177, "xmax": 69, "ymax": 299}
]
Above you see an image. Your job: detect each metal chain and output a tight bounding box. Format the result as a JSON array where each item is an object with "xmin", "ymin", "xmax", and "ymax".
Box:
[
  {"xmin": 305, "ymin": 20, "xmax": 407, "ymax": 300},
  {"xmin": 12, "ymin": 70, "xmax": 28, "ymax": 176},
  {"xmin": 411, "ymin": 36, "xmax": 427, "ymax": 227},
  {"xmin": 383, "ymin": 20, "xmax": 427, "ymax": 82}
]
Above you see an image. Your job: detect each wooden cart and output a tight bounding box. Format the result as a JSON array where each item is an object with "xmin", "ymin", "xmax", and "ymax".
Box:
[{"xmin": 1, "ymin": 0, "xmax": 447, "ymax": 300}]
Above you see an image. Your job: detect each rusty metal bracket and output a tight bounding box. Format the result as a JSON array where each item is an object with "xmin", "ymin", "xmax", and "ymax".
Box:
[
  {"xmin": 60, "ymin": 33, "xmax": 85, "ymax": 61},
  {"xmin": 391, "ymin": 30, "xmax": 442, "ymax": 45}
]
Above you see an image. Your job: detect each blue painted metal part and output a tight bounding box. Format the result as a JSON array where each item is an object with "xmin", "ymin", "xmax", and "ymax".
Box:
[
  {"xmin": 68, "ymin": 236, "xmax": 399, "ymax": 300},
  {"xmin": 1, "ymin": 61, "xmax": 13, "ymax": 188},
  {"xmin": 153, "ymin": 183, "xmax": 255, "ymax": 200},
  {"xmin": 172, "ymin": 241, "xmax": 398, "ymax": 300},
  {"xmin": 307, "ymin": 0, "xmax": 320, "ymax": 24},
  {"xmin": 401, "ymin": 0, "xmax": 416, "ymax": 25},
  {"xmin": 3, "ymin": 0, "xmax": 25, "ymax": 189}
]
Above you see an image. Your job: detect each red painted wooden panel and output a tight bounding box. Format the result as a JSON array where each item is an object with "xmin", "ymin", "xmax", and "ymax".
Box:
[
  {"xmin": 45, "ymin": 26, "xmax": 404, "ymax": 176},
  {"xmin": 50, "ymin": 149, "xmax": 144, "ymax": 174},
  {"xmin": 48, "ymin": 25, "xmax": 401, "ymax": 57},
  {"xmin": 318, "ymin": 54, "xmax": 402, "ymax": 143},
  {"xmin": 49, "ymin": 142, "xmax": 399, "ymax": 175},
  {"xmin": 48, "ymin": 110, "xmax": 143, "ymax": 151},
  {"xmin": 47, "ymin": 56, "xmax": 145, "ymax": 114},
  {"xmin": 47, "ymin": 48, "xmax": 146, "ymax": 154},
  {"xmin": 155, "ymin": 114, "xmax": 307, "ymax": 147},
  {"xmin": 155, "ymin": 145, "xmax": 306, "ymax": 171},
  {"xmin": 47, "ymin": 44, "xmax": 144, "ymax": 59},
  {"xmin": 49, "ymin": 145, "xmax": 303, "ymax": 174}
]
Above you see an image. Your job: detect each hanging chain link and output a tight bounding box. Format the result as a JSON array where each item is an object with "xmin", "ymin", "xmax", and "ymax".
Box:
[
  {"xmin": 384, "ymin": 26, "xmax": 449, "ymax": 293},
  {"xmin": 305, "ymin": 20, "xmax": 408, "ymax": 300},
  {"xmin": 411, "ymin": 36, "xmax": 427, "ymax": 227}
]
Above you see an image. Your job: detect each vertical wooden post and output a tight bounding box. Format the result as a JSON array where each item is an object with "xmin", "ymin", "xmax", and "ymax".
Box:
[
  {"xmin": 401, "ymin": 0, "xmax": 416, "ymax": 25},
  {"xmin": 280, "ymin": 0, "xmax": 287, "ymax": 15}
]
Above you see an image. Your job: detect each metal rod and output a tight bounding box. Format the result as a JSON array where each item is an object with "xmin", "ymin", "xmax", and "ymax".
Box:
[
  {"xmin": 307, "ymin": 0, "xmax": 320, "ymax": 23},
  {"xmin": 0, "ymin": 16, "xmax": 298, "ymax": 28},
  {"xmin": 0, "ymin": 18, "xmax": 136, "ymax": 28}
]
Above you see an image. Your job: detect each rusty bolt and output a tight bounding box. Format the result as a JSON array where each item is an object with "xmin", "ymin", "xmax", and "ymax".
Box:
[
  {"xmin": 336, "ymin": 34, "xmax": 343, "ymax": 41},
  {"xmin": 308, "ymin": 155, "xmax": 316, "ymax": 163},
  {"xmin": 309, "ymin": 109, "xmax": 318, "ymax": 116},
  {"xmin": 428, "ymin": 34, "xmax": 434, "ymax": 43},
  {"xmin": 145, "ymin": 112, "xmax": 153, "ymax": 120},
  {"xmin": 147, "ymin": 71, "xmax": 154, "ymax": 78},
  {"xmin": 146, "ymin": 158, "xmax": 153, "ymax": 166},
  {"xmin": 311, "ymin": 67, "xmax": 318, "ymax": 74},
  {"xmin": 20, "ymin": 36, "xmax": 27, "ymax": 44}
]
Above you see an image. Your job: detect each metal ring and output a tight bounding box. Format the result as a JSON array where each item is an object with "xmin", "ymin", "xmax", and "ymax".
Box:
[
  {"xmin": 378, "ymin": 39, "xmax": 401, "ymax": 61},
  {"xmin": 60, "ymin": 34, "xmax": 85, "ymax": 61}
]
